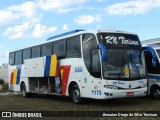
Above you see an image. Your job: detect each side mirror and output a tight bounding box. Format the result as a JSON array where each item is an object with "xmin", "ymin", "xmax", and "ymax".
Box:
[
  {"xmin": 152, "ymin": 60, "xmax": 156, "ymax": 67},
  {"xmin": 98, "ymin": 44, "xmax": 108, "ymax": 62},
  {"xmin": 143, "ymin": 46, "xmax": 157, "ymax": 67}
]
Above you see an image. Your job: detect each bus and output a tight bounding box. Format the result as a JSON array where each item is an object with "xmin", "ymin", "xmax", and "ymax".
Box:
[
  {"xmin": 9, "ymin": 30, "xmax": 147, "ymax": 103},
  {"xmin": 142, "ymin": 39, "xmax": 160, "ymax": 99}
]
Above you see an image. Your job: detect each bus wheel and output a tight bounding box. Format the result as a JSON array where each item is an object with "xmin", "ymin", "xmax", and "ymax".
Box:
[
  {"xmin": 21, "ymin": 84, "xmax": 28, "ymax": 98},
  {"xmin": 71, "ymin": 84, "xmax": 82, "ymax": 104},
  {"xmin": 152, "ymin": 87, "xmax": 160, "ymax": 99}
]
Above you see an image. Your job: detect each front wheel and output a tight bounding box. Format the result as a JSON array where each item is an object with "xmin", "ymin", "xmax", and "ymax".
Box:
[
  {"xmin": 151, "ymin": 87, "xmax": 160, "ymax": 99},
  {"xmin": 21, "ymin": 83, "xmax": 31, "ymax": 98},
  {"xmin": 71, "ymin": 84, "xmax": 82, "ymax": 104}
]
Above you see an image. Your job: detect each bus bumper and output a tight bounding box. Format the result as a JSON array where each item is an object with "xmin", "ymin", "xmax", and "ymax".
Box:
[{"xmin": 101, "ymin": 87, "xmax": 147, "ymax": 99}]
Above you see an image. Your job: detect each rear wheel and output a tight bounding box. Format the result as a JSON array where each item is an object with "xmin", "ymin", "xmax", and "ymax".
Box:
[
  {"xmin": 71, "ymin": 84, "xmax": 82, "ymax": 104},
  {"xmin": 151, "ymin": 87, "xmax": 160, "ymax": 99}
]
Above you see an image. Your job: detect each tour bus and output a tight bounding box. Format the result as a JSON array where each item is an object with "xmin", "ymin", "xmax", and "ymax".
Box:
[
  {"xmin": 9, "ymin": 30, "xmax": 147, "ymax": 103},
  {"xmin": 142, "ymin": 39, "xmax": 160, "ymax": 99}
]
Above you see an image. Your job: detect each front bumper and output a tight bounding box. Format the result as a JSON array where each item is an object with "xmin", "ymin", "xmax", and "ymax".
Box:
[{"xmin": 101, "ymin": 87, "xmax": 147, "ymax": 99}]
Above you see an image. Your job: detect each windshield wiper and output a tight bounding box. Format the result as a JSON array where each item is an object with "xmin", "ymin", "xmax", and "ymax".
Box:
[{"xmin": 129, "ymin": 55, "xmax": 141, "ymax": 78}]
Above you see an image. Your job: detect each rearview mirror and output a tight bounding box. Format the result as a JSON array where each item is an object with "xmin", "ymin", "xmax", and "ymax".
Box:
[
  {"xmin": 143, "ymin": 46, "xmax": 157, "ymax": 67},
  {"xmin": 98, "ymin": 44, "xmax": 108, "ymax": 62}
]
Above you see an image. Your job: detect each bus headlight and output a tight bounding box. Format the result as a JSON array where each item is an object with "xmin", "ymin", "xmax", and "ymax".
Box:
[
  {"xmin": 140, "ymin": 84, "xmax": 147, "ymax": 88},
  {"xmin": 104, "ymin": 85, "xmax": 118, "ymax": 90}
]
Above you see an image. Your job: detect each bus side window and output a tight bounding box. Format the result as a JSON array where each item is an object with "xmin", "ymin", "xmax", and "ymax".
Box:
[
  {"xmin": 145, "ymin": 52, "xmax": 153, "ymax": 73},
  {"xmin": 145, "ymin": 52, "xmax": 160, "ymax": 74},
  {"xmin": 91, "ymin": 49, "xmax": 101, "ymax": 78},
  {"xmin": 82, "ymin": 33, "xmax": 99, "ymax": 77},
  {"xmin": 31, "ymin": 46, "xmax": 41, "ymax": 58},
  {"xmin": 23, "ymin": 48, "xmax": 31, "ymax": 63},
  {"xmin": 15, "ymin": 51, "xmax": 22, "ymax": 65},
  {"xmin": 53, "ymin": 40, "xmax": 66, "ymax": 59},
  {"xmin": 66, "ymin": 36, "xmax": 81, "ymax": 58},
  {"xmin": 9, "ymin": 52, "xmax": 15, "ymax": 65},
  {"xmin": 42, "ymin": 43, "xmax": 52, "ymax": 56}
]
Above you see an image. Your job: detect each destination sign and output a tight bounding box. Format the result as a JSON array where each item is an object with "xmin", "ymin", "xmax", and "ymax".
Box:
[
  {"xmin": 105, "ymin": 36, "xmax": 139, "ymax": 46},
  {"xmin": 98, "ymin": 33, "xmax": 141, "ymax": 49}
]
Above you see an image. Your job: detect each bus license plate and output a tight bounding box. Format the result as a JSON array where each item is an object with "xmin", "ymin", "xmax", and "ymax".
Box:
[{"xmin": 126, "ymin": 92, "xmax": 134, "ymax": 96}]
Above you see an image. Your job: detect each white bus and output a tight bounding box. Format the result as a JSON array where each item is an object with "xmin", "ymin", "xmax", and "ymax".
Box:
[
  {"xmin": 9, "ymin": 30, "xmax": 147, "ymax": 103},
  {"xmin": 142, "ymin": 39, "xmax": 160, "ymax": 98}
]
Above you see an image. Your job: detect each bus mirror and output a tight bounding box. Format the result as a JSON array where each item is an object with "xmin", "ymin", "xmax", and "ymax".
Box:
[
  {"xmin": 98, "ymin": 44, "xmax": 108, "ymax": 62},
  {"xmin": 152, "ymin": 60, "xmax": 156, "ymax": 67},
  {"xmin": 143, "ymin": 46, "xmax": 157, "ymax": 67}
]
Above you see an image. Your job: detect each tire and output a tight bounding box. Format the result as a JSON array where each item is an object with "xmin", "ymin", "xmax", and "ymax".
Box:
[
  {"xmin": 71, "ymin": 84, "xmax": 82, "ymax": 104},
  {"xmin": 21, "ymin": 84, "xmax": 29, "ymax": 98},
  {"xmin": 151, "ymin": 87, "xmax": 160, "ymax": 99}
]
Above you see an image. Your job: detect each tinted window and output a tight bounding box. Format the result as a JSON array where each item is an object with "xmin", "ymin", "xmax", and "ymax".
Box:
[
  {"xmin": 23, "ymin": 48, "xmax": 31, "ymax": 62},
  {"xmin": 32, "ymin": 46, "xmax": 41, "ymax": 58},
  {"xmin": 15, "ymin": 51, "xmax": 22, "ymax": 65},
  {"xmin": 157, "ymin": 49, "xmax": 160, "ymax": 58},
  {"xmin": 67, "ymin": 36, "xmax": 81, "ymax": 58},
  {"xmin": 91, "ymin": 49, "xmax": 101, "ymax": 78},
  {"xmin": 146, "ymin": 50, "xmax": 160, "ymax": 74},
  {"xmin": 42, "ymin": 43, "xmax": 52, "ymax": 56},
  {"xmin": 82, "ymin": 33, "xmax": 98, "ymax": 73},
  {"xmin": 53, "ymin": 40, "xmax": 65, "ymax": 58},
  {"xmin": 9, "ymin": 52, "xmax": 15, "ymax": 65}
]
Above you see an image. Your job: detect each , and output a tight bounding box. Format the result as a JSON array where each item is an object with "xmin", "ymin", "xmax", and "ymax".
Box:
[{"xmin": 8, "ymin": 29, "xmax": 147, "ymax": 104}]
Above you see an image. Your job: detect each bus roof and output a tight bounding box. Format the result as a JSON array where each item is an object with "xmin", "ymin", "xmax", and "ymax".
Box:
[
  {"xmin": 141, "ymin": 38, "xmax": 160, "ymax": 49},
  {"xmin": 9, "ymin": 29, "xmax": 138, "ymax": 52},
  {"xmin": 46, "ymin": 29, "xmax": 137, "ymax": 41},
  {"xmin": 47, "ymin": 29, "xmax": 84, "ymax": 41}
]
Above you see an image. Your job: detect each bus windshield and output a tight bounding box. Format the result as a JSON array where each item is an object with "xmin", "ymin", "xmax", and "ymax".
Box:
[
  {"xmin": 97, "ymin": 33, "xmax": 146, "ymax": 80},
  {"xmin": 102, "ymin": 49, "xmax": 146, "ymax": 80},
  {"xmin": 156, "ymin": 49, "xmax": 160, "ymax": 58}
]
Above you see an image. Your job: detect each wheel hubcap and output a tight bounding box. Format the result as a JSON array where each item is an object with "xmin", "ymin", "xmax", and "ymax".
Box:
[
  {"xmin": 154, "ymin": 89, "xmax": 160, "ymax": 98},
  {"xmin": 73, "ymin": 90, "xmax": 80, "ymax": 102},
  {"xmin": 22, "ymin": 88, "xmax": 25, "ymax": 96}
]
